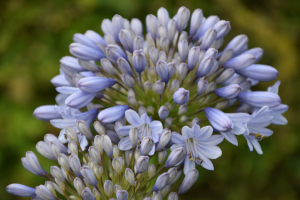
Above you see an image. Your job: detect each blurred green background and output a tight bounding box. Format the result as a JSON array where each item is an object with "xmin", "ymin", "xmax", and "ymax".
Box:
[{"xmin": 1, "ymin": 0, "xmax": 300, "ymax": 199}]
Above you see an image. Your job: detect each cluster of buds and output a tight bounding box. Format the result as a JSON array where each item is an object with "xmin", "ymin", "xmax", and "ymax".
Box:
[{"xmin": 7, "ymin": 6, "xmax": 288, "ymax": 200}]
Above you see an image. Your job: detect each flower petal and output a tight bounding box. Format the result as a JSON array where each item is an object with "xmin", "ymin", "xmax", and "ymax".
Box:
[
  {"xmin": 117, "ymin": 125, "xmax": 134, "ymax": 136},
  {"xmin": 149, "ymin": 144, "xmax": 155, "ymax": 155},
  {"xmin": 141, "ymin": 113, "xmax": 151, "ymax": 124},
  {"xmin": 197, "ymin": 144, "xmax": 222, "ymax": 159},
  {"xmin": 199, "ymin": 135, "xmax": 224, "ymax": 145},
  {"xmin": 220, "ymin": 131, "xmax": 238, "ymax": 146},
  {"xmin": 118, "ymin": 137, "xmax": 133, "ymax": 151},
  {"xmin": 196, "ymin": 126, "xmax": 213, "ymax": 139},
  {"xmin": 149, "ymin": 121, "xmax": 163, "ymax": 133},
  {"xmin": 198, "ymin": 153, "xmax": 214, "ymax": 170},
  {"xmin": 248, "ymin": 136, "xmax": 263, "ymax": 154},
  {"xmin": 184, "ymin": 156, "xmax": 195, "ymax": 174},
  {"xmin": 171, "ymin": 133, "xmax": 185, "ymax": 144},
  {"xmin": 50, "ymin": 119, "xmax": 76, "ymax": 129},
  {"xmin": 170, "ymin": 143, "xmax": 185, "ymax": 151},
  {"xmin": 125, "ymin": 110, "xmax": 142, "ymax": 125},
  {"xmin": 182, "ymin": 126, "xmax": 193, "ymax": 139}
]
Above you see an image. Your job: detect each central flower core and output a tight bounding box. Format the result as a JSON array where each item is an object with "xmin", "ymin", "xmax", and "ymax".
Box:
[
  {"xmin": 185, "ymin": 138, "xmax": 203, "ymax": 164},
  {"xmin": 138, "ymin": 123, "xmax": 152, "ymax": 138}
]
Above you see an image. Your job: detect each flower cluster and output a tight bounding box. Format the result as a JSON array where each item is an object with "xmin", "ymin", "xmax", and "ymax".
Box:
[{"xmin": 7, "ymin": 6, "xmax": 288, "ymax": 200}]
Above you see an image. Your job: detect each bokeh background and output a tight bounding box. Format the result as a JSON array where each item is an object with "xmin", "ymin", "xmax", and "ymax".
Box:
[{"xmin": 1, "ymin": 0, "xmax": 300, "ymax": 199}]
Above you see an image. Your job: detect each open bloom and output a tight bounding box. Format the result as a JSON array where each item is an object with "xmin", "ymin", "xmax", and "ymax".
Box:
[
  {"xmin": 243, "ymin": 106, "xmax": 273, "ymax": 154},
  {"xmin": 171, "ymin": 124, "xmax": 224, "ymax": 174},
  {"xmin": 117, "ymin": 109, "xmax": 163, "ymax": 154}
]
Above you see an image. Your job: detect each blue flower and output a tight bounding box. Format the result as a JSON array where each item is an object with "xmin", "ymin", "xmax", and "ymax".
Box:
[
  {"xmin": 243, "ymin": 106, "xmax": 274, "ymax": 154},
  {"xmin": 171, "ymin": 124, "xmax": 224, "ymax": 174},
  {"xmin": 117, "ymin": 110, "xmax": 163, "ymax": 154},
  {"xmin": 267, "ymin": 81, "xmax": 288, "ymax": 125}
]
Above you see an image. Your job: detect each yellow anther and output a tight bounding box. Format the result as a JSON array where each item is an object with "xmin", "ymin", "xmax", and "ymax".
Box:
[
  {"xmin": 255, "ymin": 133, "xmax": 261, "ymax": 138},
  {"xmin": 190, "ymin": 157, "xmax": 194, "ymax": 161}
]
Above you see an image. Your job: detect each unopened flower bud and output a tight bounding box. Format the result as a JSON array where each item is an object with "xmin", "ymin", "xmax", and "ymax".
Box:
[
  {"xmin": 49, "ymin": 142, "xmax": 62, "ymax": 159},
  {"xmin": 156, "ymin": 60, "xmax": 169, "ymax": 83},
  {"xmin": 215, "ymin": 84, "xmax": 241, "ymax": 99},
  {"xmin": 161, "ymin": 185, "xmax": 170, "ymax": 197},
  {"xmin": 134, "ymin": 148, "xmax": 141, "ymax": 160},
  {"xmin": 148, "ymin": 164, "xmax": 156, "ymax": 178},
  {"xmin": 173, "ymin": 88, "xmax": 190, "ymax": 105},
  {"xmin": 215, "ymin": 68, "xmax": 235, "ymax": 84},
  {"xmin": 106, "ymin": 44, "xmax": 127, "ymax": 62},
  {"xmin": 93, "ymin": 121, "xmax": 105, "ymax": 135},
  {"xmin": 116, "ymin": 190, "xmax": 128, "ymax": 200},
  {"xmin": 81, "ymin": 187, "xmax": 95, "ymax": 200},
  {"xmin": 132, "ymin": 50, "xmax": 147, "ymax": 73},
  {"xmin": 213, "ymin": 20, "xmax": 231, "ymax": 39},
  {"xmin": 119, "ymin": 29, "xmax": 133, "ymax": 52},
  {"xmin": 178, "ymin": 63, "xmax": 188, "ymax": 80},
  {"xmin": 125, "ymin": 168, "xmax": 135, "ymax": 185},
  {"xmin": 121, "ymin": 73, "xmax": 134, "ymax": 88},
  {"xmin": 93, "ymin": 165, "xmax": 103, "ymax": 179},
  {"xmin": 66, "ymin": 126, "xmax": 79, "ymax": 143},
  {"xmin": 101, "ymin": 58, "xmax": 117, "ymax": 75},
  {"xmin": 50, "ymin": 166, "xmax": 64, "ymax": 182},
  {"xmin": 140, "ymin": 137, "xmax": 154, "ymax": 155},
  {"xmin": 113, "ymin": 145, "xmax": 119, "ymax": 158},
  {"xmin": 178, "ymin": 40, "xmax": 188, "ymax": 62},
  {"xmin": 88, "ymin": 146, "xmax": 102, "ymax": 164},
  {"xmin": 22, "ymin": 151, "xmax": 47, "ymax": 177},
  {"xmin": 104, "ymin": 180, "xmax": 113, "ymax": 197},
  {"xmin": 129, "ymin": 127, "xmax": 139, "ymax": 147},
  {"xmin": 77, "ymin": 120, "xmax": 93, "ymax": 140},
  {"xmin": 168, "ymin": 192, "xmax": 179, "ymax": 200},
  {"xmin": 178, "ymin": 104, "xmax": 188, "ymax": 115},
  {"xmin": 153, "ymin": 172, "xmax": 170, "ymax": 191},
  {"xmin": 149, "ymin": 47, "xmax": 159, "ymax": 65},
  {"xmin": 158, "ymin": 106, "xmax": 169, "ymax": 120},
  {"xmin": 74, "ymin": 177, "xmax": 85, "ymax": 195},
  {"xmin": 237, "ymin": 91, "xmax": 281, "ymax": 108},
  {"xmin": 187, "ymin": 46, "xmax": 200, "ymax": 70},
  {"xmin": 80, "ymin": 166, "xmax": 97, "ymax": 186},
  {"xmin": 117, "ymin": 57, "xmax": 133, "ymax": 75},
  {"xmin": 36, "ymin": 141, "xmax": 56, "ymax": 160},
  {"xmin": 93, "ymin": 188, "xmax": 101, "ymax": 200},
  {"xmin": 224, "ymin": 53, "xmax": 255, "ymax": 70},
  {"xmin": 165, "ymin": 117, "xmax": 173, "ymax": 128},
  {"xmin": 156, "ymin": 130, "xmax": 171, "ymax": 151},
  {"xmin": 100, "ymin": 135, "xmax": 113, "ymax": 157},
  {"xmin": 171, "ymin": 79, "xmax": 180, "ymax": 92},
  {"xmin": 158, "ymin": 149, "xmax": 168, "ymax": 164},
  {"xmin": 136, "ymin": 156, "xmax": 149, "ymax": 173},
  {"xmin": 143, "ymin": 81, "xmax": 152, "ymax": 91},
  {"xmin": 178, "ymin": 169, "xmax": 199, "ymax": 194},
  {"xmin": 112, "ymin": 157, "xmax": 125, "ymax": 174},
  {"xmin": 191, "ymin": 117, "xmax": 201, "ymax": 127},
  {"xmin": 159, "ymin": 51, "xmax": 167, "ymax": 61},
  {"xmin": 57, "ymin": 154, "xmax": 70, "ymax": 171},
  {"xmin": 6, "ymin": 184, "xmax": 36, "ymax": 197},
  {"xmin": 36, "ymin": 185, "xmax": 56, "ymax": 200},
  {"xmin": 165, "ymin": 147, "xmax": 185, "ymax": 168},
  {"xmin": 190, "ymin": 9, "xmax": 203, "ymax": 36},
  {"xmin": 200, "ymin": 29, "xmax": 217, "ymax": 50},
  {"xmin": 68, "ymin": 141, "xmax": 78, "ymax": 155},
  {"xmin": 146, "ymin": 14, "xmax": 158, "ymax": 39},
  {"xmin": 153, "ymin": 80, "xmax": 164, "ymax": 95},
  {"xmin": 133, "ymin": 36, "xmax": 144, "ymax": 51},
  {"xmin": 177, "ymin": 6, "xmax": 190, "ymax": 32},
  {"xmin": 153, "ymin": 191, "xmax": 162, "ymax": 200},
  {"xmin": 93, "ymin": 135, "xmax": 103, "ymax": 154},
  {"xmin": 45, "ymin": 181, "xmax": 57, "ymax": 197}
]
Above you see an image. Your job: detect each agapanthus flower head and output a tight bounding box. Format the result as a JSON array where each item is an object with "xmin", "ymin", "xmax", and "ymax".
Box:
[{"xmin": 8, "ymin": 5, "xmax": 288, "ymax": 200}]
